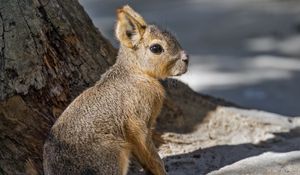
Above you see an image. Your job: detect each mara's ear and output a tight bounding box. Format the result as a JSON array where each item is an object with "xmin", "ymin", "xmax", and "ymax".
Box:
[{"xmin": 115, "ymin": 5, "xmax": 147, "ymax": 48}]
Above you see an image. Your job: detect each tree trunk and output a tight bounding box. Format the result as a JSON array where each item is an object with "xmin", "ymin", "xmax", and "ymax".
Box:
[
  {"xmin": 0, "ymin": 0, "xmax": 116, "ymax": 174},
  {"xmin": 0, "ymin": 0, "xmax": 229, "ymax": 174}
]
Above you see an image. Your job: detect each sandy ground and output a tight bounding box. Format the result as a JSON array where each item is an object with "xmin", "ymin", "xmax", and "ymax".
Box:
[
  {"xmin": 79, "ymin": 0, "xmax": 300, "ymax": 116},
  {"xmin": 158, "ymin": 107, "xmax": 300, "ymax": 175}
]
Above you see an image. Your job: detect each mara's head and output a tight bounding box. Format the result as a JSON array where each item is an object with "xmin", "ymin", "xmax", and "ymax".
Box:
[{"xmin": 115, "ymin": 5, "xmax": 189, "ymax": 79}]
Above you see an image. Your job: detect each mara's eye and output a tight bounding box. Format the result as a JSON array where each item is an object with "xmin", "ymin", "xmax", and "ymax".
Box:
[{"xmin": 150, "ymin": 44, "xmax": 164, "ymax": 54}]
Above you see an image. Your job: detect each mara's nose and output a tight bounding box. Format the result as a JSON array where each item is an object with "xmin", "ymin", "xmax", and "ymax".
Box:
[{"xmin": 181, "ymin": 51, "xmax": 189, "ymax": 64}]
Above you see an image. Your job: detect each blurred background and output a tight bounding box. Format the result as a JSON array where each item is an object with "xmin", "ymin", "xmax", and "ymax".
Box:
[{"xmin": 79, "ymin": 0, "xmax": 300, "ymax": 116}]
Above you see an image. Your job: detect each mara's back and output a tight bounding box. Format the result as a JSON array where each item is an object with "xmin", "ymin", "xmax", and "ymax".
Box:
[{"xmin": 43, "ymin": 64, "xmax": 164, "ymax": 175}]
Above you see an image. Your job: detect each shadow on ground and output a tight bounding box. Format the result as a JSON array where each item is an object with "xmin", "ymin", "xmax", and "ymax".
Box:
[
  {"xmin": 156, "ymin": 79, "xmax": 236, "ymax": 134},
  {"xmin": 163, "ymin": 127, "xmax": 300, "ymax": 175}
]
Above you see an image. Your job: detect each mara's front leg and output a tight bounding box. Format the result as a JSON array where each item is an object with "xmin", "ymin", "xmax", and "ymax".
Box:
[{"xmin": 125, "ymin": 119, "xmax": 166, "ymax": 175}]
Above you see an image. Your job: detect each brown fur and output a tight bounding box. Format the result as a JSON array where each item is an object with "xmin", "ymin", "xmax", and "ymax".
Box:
[
  {"xmin": 43, "ymin": 5, "xmax": 188, "ymax": 175},
  {"xmin": 25, "ymin": 159, "xmax": 39, "ymax": 175}
]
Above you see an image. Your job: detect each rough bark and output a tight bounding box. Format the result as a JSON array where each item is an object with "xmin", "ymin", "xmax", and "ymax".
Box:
[
  {"xmin": 0, "ymin": 0, "xmax": 116, "ymax": 174},
  {"xmin": 0, "ymin": 0, "xmax": 231, "ymax": 174}
]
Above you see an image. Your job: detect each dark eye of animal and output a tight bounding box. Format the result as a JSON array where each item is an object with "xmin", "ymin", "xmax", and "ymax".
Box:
[{"xmin": 150, "ymin": 44, "xmax": 164, "ymax": 54}]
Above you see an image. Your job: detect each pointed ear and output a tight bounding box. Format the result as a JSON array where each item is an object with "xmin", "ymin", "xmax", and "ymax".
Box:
[{"xmin": 115, "ymin": 5, "xmax": 147, "ymax": 48}]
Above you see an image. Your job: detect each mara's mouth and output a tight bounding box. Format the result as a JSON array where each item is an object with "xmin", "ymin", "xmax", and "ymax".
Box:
[{"xmin": 173, "ymin": 67, "xmax": 188, "ymax": 76}]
